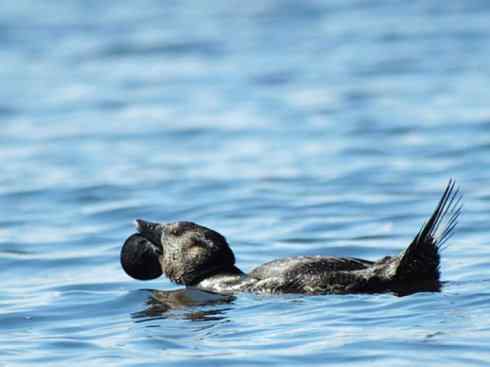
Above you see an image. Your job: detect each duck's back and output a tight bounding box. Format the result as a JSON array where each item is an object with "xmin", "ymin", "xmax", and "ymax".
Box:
[
  {"xmin": 246, "ymin": 256, "xmax": 377, "ymax": 294},
  {"xmin": 250, "ymin": 256, "xmax": 373, "ymax": 279}
]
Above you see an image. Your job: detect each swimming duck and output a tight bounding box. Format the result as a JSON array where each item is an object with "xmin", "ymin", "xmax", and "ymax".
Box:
[{"xmin": 121, "ymin": 180, "xmax": 461, "ymax": 295}]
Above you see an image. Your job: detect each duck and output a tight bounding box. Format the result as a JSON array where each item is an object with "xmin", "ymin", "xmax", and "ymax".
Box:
[{"xmin": 120, "ymin": 180, "xmax": 461, "ymax": 295}]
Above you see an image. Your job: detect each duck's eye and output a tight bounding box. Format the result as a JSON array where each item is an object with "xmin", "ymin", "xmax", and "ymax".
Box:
[
  {"xmin": 185, "ymin": 238, "xmax": 208, "ymax": 258},
  {"xmin": 168, "ymin": 222, "xmax": 196, "ymax": 236},
  {"xmin": 168, "ymin": 226, "xmax": 184, "ymax": 236}
]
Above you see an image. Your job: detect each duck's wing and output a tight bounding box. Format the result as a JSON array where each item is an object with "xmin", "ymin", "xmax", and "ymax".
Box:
[{"xmin": 249, "ymin": 256, "xmax": 373, "ymax": 281}]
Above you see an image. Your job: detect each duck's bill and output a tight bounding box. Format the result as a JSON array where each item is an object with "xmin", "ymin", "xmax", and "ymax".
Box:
[{"xmin": 135, "ymin": 219, "xmax": 164, "ymax": 250}]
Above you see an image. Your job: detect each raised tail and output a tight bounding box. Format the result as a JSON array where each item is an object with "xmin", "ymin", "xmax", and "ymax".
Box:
[{"xmin": 394, "ymin": 179, "xmax": 462, "ymax": 283}]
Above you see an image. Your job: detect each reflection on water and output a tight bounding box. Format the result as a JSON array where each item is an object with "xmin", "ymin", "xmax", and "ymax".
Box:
[
  {"xmin": 391, "ymin": 279, "xmax": 441, "ymax": 297},
  {"xmin": 132, "ymin": 288, "xmax": 235, "ymax": 322}
]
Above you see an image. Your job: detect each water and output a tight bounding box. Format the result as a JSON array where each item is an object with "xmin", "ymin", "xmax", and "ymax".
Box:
[{"xmin": 2, "ymin": 1, "xmax": 490, "ymax": 365}]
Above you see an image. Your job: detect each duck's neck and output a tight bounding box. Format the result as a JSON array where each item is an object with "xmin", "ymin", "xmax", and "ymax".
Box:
[
  {"xmin": 222, "ymin": 265, "xmax": 245, "ymax": 277},
  {"xmin": 194, "ymin": 265, "xmax": 248, "ymax": 294}
]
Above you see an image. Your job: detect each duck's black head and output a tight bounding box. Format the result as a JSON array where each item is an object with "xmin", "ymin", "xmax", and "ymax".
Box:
[{"xmin": 120, "ymin": 220, "xmax": 236, "ymax": 285}]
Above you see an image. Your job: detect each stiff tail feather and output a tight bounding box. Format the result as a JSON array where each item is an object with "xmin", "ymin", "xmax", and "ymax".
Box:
[{"xmin": 395, "ymin": 179, "xmax": 462, "ymax": 283}]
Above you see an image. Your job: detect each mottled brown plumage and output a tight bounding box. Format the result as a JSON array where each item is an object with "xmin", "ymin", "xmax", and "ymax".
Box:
[{"xmin": 121, "ymin": 180, "xmax": 461, "ymax": 296}]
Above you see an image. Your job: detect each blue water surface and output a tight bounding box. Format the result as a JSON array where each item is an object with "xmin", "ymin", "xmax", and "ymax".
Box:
[{"xmin": 2, "ymin": 1, "xmax": 490, "ymax": 366}]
